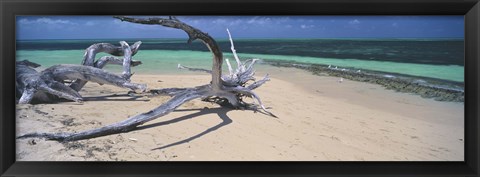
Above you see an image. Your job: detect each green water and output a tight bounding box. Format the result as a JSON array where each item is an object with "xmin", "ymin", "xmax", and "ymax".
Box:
[
  {"xmin": 238, "ymin": 53, "xmax": 464, "ymax": 82},
  {"xmin": 16, "ymin": 49, "xmax": 464, "ymax": 82},
  {"xmin": 16, "ymin": 50, "xmax": 221, "ymax": 74}
]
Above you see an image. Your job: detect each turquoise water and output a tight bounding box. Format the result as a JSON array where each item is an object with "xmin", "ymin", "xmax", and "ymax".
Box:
[
  {"xmin": 238, "ymin": 53, "xmax": 464, "ymax": 82},
  {"xmin": 16, "ymin": 50, "xmax": 219, "ymax": 74},
  {"xmin": 16, "ymin": 49, "xmax": 464, "ymax": 82}
]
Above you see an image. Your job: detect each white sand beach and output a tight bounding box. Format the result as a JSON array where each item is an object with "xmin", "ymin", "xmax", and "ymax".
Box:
[{"xmin": 15, "ymin": 66, "xmax": 464, "ymax": 161}]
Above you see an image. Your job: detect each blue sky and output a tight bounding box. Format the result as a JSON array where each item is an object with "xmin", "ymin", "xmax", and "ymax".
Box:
[{"xmin": 16, "ymin": 16, "xmax": 464, "ymax": 40}]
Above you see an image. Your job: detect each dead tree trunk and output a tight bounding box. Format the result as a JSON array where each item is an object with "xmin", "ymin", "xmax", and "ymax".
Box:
[
  {"xmin": 16, "ymin": 61, "xmax": 146, "ymax": 104},
  {"xmin": 18, "ymin": 16, "xmax": 275, "ymax": 142}
]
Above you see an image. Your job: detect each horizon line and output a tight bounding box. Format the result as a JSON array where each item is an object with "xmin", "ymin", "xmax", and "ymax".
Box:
[{"xmin": 16, "ymin": 37, "xmax": 465, "ymax": 41}]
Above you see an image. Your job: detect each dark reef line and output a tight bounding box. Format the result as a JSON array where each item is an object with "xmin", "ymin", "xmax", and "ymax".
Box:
[{"xmin": 264, "ymin": 60, "xmax": 464, "ymax": 102}]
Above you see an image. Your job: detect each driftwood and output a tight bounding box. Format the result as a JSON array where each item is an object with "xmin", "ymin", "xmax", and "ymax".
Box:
[
  {"xmin": 18, "ymin": 16, "xmax": 274, "ymax": 142},
  {"xmin": 15, "ymin": 41, "xmax": 146, "ymax": 104},
  {"xmin": 69, "ymin": 41, "xmax": 143, "ymax": 91}
]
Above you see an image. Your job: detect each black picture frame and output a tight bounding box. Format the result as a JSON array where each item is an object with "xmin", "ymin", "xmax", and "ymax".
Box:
[{"xmin": 1, "ymin": 0, "xmax": 479, "ymax": 176}]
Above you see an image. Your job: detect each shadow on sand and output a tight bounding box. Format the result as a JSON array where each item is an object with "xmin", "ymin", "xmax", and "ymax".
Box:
[
  {"xmin": 81, "ymin": 94, "xmax": 270, "ymax": 150},
  {"xmin": 135, "ymin": 107, "xmax": 234, "ymax": 151},
  {"xmin": 82, "ymin": 93, "xmax": 149, "ymax": 102}
]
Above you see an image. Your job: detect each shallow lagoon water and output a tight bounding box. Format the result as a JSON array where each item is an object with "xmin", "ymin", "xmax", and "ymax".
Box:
[
  {"xmin": 16, "ymin": 38, "xmax": 465, "ymax": 82},
  {"xmin": 16, "ymin": 49, "xmax": 464, "ymax": 82}
]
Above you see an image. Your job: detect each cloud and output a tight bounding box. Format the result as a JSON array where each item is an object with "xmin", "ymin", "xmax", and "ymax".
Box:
[
  {"xmin": 228, "ymin": 19, "xmax": 243, "ymax": 26},
  {"xmin": 247, "ymin": 16, "xmax": 271, "ymax": 25},
  {"xmin": 300, "ymin": 24, "xmax": 315, "ymax": 29},
  {"xmin": 212, "ymin": 19, "xmax": 227, "ymax": 24},
  {"xmin": 191, "ymin": 20, "xmax": 200, "ymax": 24},
  {"xmin": 348, "ymin": 19, "xmax": 360, "ymax": 25},
  {"xmin": 275, "ymin": 17, "xmax": 290, "ymax": 24},
  {"xmin": 85, "ymin": 21, "xmax": 96, "ymax": 26},
  {"xmin": 18, "ymin": 17, "xmax": 77, "ymax": 25},
  {"xmin": 113, "ymin": 18, "xmax": 161, "ymax": 30}
]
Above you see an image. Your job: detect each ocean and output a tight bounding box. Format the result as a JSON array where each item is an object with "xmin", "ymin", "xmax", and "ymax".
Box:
[{"xmin": 16, "ymin": 38, "xmax": 464, "ymax": 82}]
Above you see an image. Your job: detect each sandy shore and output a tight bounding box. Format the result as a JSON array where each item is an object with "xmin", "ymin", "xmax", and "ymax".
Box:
[{"xmin": 16, "ymin": 66, "xmax": 464, "ymax": 161}]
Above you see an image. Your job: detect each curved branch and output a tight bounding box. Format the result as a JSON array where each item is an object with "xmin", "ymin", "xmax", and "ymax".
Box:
[
  {"xmin": 114, "ymin": 16, "xmax": 223, "ymax": 91},
  {"xmin": 70, "ymin": 41, "xmax": 142, "ymax": 91},
  {"xmin": 119, "ymin": 41, "xmax": 133, "ymax": 80},
  {"xmin": 82, "ymin": 41, "xmax": 142, "ymax": 66},
  {"xmin": 94, "ymin": 56, "xmax": 142, "ymax": 69}
]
